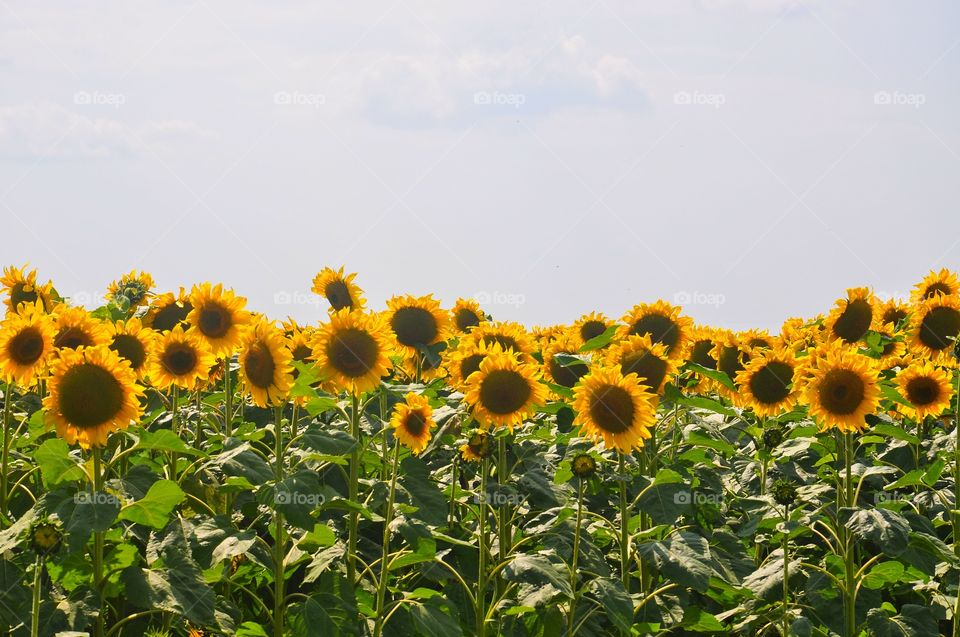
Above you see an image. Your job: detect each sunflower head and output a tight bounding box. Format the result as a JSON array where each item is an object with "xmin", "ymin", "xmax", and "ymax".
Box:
[
  {"xmin": 239, "ymin": 319, "xmax": 294, "ymax": 407},
  {"xmin": 739, "ymin": 329, "xmax": 777, "ymax": 353},
  {"xmin": 2, "ymin": 265, "xmax": 55, "ymax": 314},
  {"xmin": 710, "ymin": 330, "xmax": 751, "ymax": 395},
  {"xmin": 108, "ymin": 318, "xmax": 157, "ymax": 379},
  {"xmin": 801, "ymin": 343, "xmax": 881, "ymax": 433},
  {"xmin": 574, "ymin": 312, "xmax": 611, "ymax": 346},
  {"xmin": 43, "ymin": 345, "xmax": 144, "ymax": 449},
  {"xmin": 463, "ymin": 346, "xmax": 547, "ymax": 430},
  {"xmin": 386, "ymin": 294, "xmax": 450, "ymax": 356},
  {"xmin": 149, "ymin": 325, "xmax": 217, "ymax": 391},
  {"xmin": 187, "ymin": 283, "xmax": 251, "ymax": 355},
  {"xmin": 143, "ymin": 289, "xmax": 193, "ymax": 332},
  {"xmin": 571, "ymin": 453, "xmax": 598, "ymax": 479},
  {"xmin": 909, "ymin": 295, "xmax": 960, "ymax": 364},
  {"xmin": 311, "ymin": 309, "xmax": 393, "ymax": 395},
  {"xmin": 28, "ymin": 517, "xmax": 63, "ymax": 555},
  {"xmin": 734, "ymin": 348, "xmax": 801, "ymax": 417},
  {"xmin": 771, "ymin": 478, "xmax": 798, "ymax": 507},
  {"xmin": 605, "ymin": 334, "xmax": 677, "ymax": 395},
  {"xmin": 618, "ymin": 301, "xmax": 693, "ymax": 358},
  {"xmin": 896, "ymin": 361, "xmax": 955, "ymax": 420},
  {"xmin": 542, "ymin": 335, "xmax": 591, "ymax": 390},
  {"xmin": 878, "ymin": 299, "xmax": 910, "ymax": 332},
  {"xmin": 107, "ymin": 270, "xmax": 155, "ymax": 310},
  {"xmin": 826, "ymin": 287, "xmax": 878, "ymax": 344},
  {"xmin": 391, "ymin": 392, "xmax": 435, "ymax": 455},
  {"xmin": 451, "ymin": 298, "xmax": 486, "ymax": 333},
  {"xmin": 312, "ymin": 266, "xmax": 366, "ymax": 312},
  {"xmin": 762, "ymin": 423, "xmax": 786, "ymax": 450},
  {"xmin": 473, "ymin": 322, "xmax": 535, "ymax": 362},
  {"xmin": 911, "ymin": 268, "xmax": 960, "ymax": 304},
  {"xmin": 572, "ymin": 366, "xmax": 657, "ymax": 453},
  {"xmin": 0, "ymin": 302, "xmax": 56, "ymax": 386},
  {"xmin": 460, "ymin": 429, "xmax": 493, "ymax": 462},
  {"xmin": 52, "ymin": 306, "xmax": 109, "ymax": 351},
  {"xmin": 780, "ymin": 316, "xmax": 823, "ymax": 353}
]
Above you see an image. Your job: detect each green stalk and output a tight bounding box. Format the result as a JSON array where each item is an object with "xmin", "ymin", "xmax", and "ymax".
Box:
[
  {"xmin": 373, "ymin": 443, "xmax": 402, "ymax": 637},
  {"xmin": 224, "ymin": 356, "xmax": 233, "ymax": 438},
  {"xmin": 843, "ymin": 431, "xmax": 856, "ymax": 637},
  {"xmin": 782, "ymin": 503, "xmax": 790, "ymax": 636},
  {"xmin": 567, "ymin": 479, "xmax": 585, "ymax": 637},
  {"xmin": 1, "ymin": 384, "xmax": 10, "ymax": 514},
  {"xmin": 952, "ymin": 371, "xmax": 960, "ymax": 637},
  {"xmin": 477, "ymin": 457, "xmax": 489, "ymax": 637},
  {"xmin": 619, "ymin": 454, "xmax": 630, "ymax": 590},
  {"xmin": 31, "ymin": 555, "xmax": 42, "ymax": 637},
  {"xmin": 273, "ymin": 405, "xmax": 285, "ymax": 637},
  {"xmin": 169, "ymin": 386, "xmax": 179, "ymax": 481},
  {"xmin": 497, "ymin": 436, "xmax": 509, "ymax": 596},
  {"xmin": 92, "ymin": 446, "xmax": 105, "ymax": 637},
  {"xmin": 347, "ymin": 393, "xmax": 361, "ymax": 586}
]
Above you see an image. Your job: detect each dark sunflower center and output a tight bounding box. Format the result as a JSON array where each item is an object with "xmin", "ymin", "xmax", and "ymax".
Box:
[
  {"xmin": 579, "ymin": 320, "xmax": 607, "ymax": 342},
  {"xmin": 391, "ymin": 307, "xmax": 438, "ymax": 348},
  {"xmin": 244, "ymin": 341, "xmax": 276, "ymax": 389},
  {"xmin": 57, "ymin": 363, "xmax": 124, "ymax": 429},
  {"xmin": 479, "ymin": 369, "xmax": 532, "ymax": 415},
  {"xmin": 10, "ymin": 283, "xmax": 38, "ymax": 310},
  {"xmin": 905, "ymin": 376, "xmax": 941, "ymax": 406},
  {"xmin": 151, "ymin": 302, "xmax": 191, "ymax": 332},
  {"xmin": 748, "ymin": 361, "xmax": 793, "ymax": 405},
  {"xmin": 327, "ymin": 328, "xmax": 379, "ymax": 378},
  {"xmin": 198, "ymin": 303, "xmax": 231, "ymax": 339},
  {"xmin": 748, "ymin": 338, "xmax": 771, "ymax": 349},
  {"xmin": 460, "ymin": 354, "xmax": 485, "ymax": 381},
  {"xmin": 403, "ymin": 411, "xmax": 428, "ymax": 437},
  {"xmin": 919, "ymin": 306, "xmax": 960, "ymax": 351},
  {"xmin": 832, "ymin": 299, "xmax": 873, "ymax": 343},
  {"xmin": 629, "ymin": 314, "xmax": 679, "ymax": 352},
  {"xmin": 818, "ymin": 369, "xmax": 865, "ymax": 415},
  {"xmin": 483, "ymin": 335, "xmax": 520, "ymax": 352},
  {"xmin": 882, "ymin": 308, "xmax": 907, "ymax": 327},
  {"xmin": 163, "ymin": 344, "xmax": 198, "ymax": 376},
  {"xmin": 55, "ymin": 327, "xmax": 93, "ymax": 350},
  {"xmin": 620, "ymin": 351, "xmax": 668, "ymax": 392},
  {"xmin": 455, "ymin": 308, "xmax": 481, "ymax": 332},
  {"xmin": 9, "ymin": 327, "xmax": 44, "ymax": 365},
  {"xmin": 109, "ymin": 334, "xmax": 147, "ymax": 370},
  {"xmin": 588, "ymin": 384, "xmax": 635, "ymax": 434},
  {"xmin": 689, "ymin": 340, "xmax": 717, "ymax": 369},
  {"xmin": 325, "ymin": 280, "xmax": 353, "ymax": 310},
  {"xmin": 717, "ymin": 346, "xmax": 748, "ymax": 380},
  {"xmin": 925, "ymin": 282, "xmax": 954, "ymax": 299},
  {"xmin": 548, "ymin": 354, "xmax": 588, "ymax": 388}
]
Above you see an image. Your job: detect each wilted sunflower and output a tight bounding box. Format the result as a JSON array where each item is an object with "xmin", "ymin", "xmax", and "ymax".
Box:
[
  {"xmin": 572, "ymin": 366, "xmax": 656, "ymax": 453},
  {"xmin": 573, "ymin": 312, "xmax": 612, "ymax": 346},
  {"xmin": 734, "ymin": 349, "xmax": 801, "ymax": 417},
  {"xmin": 52, "ymin": 306, "xmax": 109, "ymax": 351},
  {"xmin": 451, "ymin": 298, "xmax": 486, "ymax": 333},
  {"xmin": 618, "ymin": 300, "xmax": 692, "ymax": 358},
  {"xmin": 143, "ymin": 288, "xmax": 192, "ymax": 332},
  {"xmin": 44, "ymin": 345, "xmax": 143, "ymax": 449},
  {"xmin": 1, "ymin": 265, "xmax": 54, "ymax": 314},
  {"xmin": 878, "ymin": 299, "xmax": 910, "ymax": 332},
  {"xmin": 473, "ymin": 322, "xmax": 535, "ymax": 362},
  {"xmin": 149, "ymin": 325, "xmax": 216, "ymax": 391},
  {"xmin": 0, "ymin": 302, "xmax": 56, "ymax": 386},
  {"xmin": 460, "ymin": 429, "xmax": 492, "ymax": 462},
  {"xmin": 239, "ymin": 320, "xmax": 294, "ymax": 407},
  {"xmin": 911, "ymin": 268, "xmax": 960, "ymax": 303},
  {"xmin": 542, "ymin": 334, "xmax": 590, "ymax": 389},
  {"xmin": 386, "ymin": 294, "xmax": 450, "ymax": 356},
  {"xmin": 463, "ymin": 347, "xmax": 546, "ymax": 430},
  {"xmin": 801, "ymin": 344, "xmax": 880, "ymax": 433},
  {"xmin": 311, "ymin": 309, "xmax": 393, "ymax": 395},
  {"xmin": 826, "ymin": 287, "xmax": 878, "ymax": 344},
  {"xmin": 312, "ymin": 266, "xmax": 366, "ymax": 312},
  {"xmin": 107, "ymin": 318, "xmax": 157, "ymax": 380},
  {"xmin": 106, "ymin": 270, "xmax": 155, "ymax": 308},
  {"xmin": 187, "ymin": 283, "xmax": 251, "ymax": 355},
  {"xmin": 896, "ymin": 361, "xmax": 955, "ymax": 419},
  {"xmin": 391, "ymin": 392, "xmax": 436, "ymax": 454},
  {"xmin": 605, "ymin": 334, "xmax": 678, "ymax": 394},
  {"xmin": 909, "ymin": 295, "xmax": 960, "ymax": 364}
]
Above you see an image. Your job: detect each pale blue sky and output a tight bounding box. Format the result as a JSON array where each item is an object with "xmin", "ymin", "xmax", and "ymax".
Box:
[{"xmin": 1, "ymin": 0, "xmax": 958, "ymax": 330}]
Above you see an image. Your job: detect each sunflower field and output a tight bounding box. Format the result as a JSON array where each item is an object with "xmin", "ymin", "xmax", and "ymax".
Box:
[{"xmin": 1, "ymin": 265, "xmax": 960, "ymax": 637}]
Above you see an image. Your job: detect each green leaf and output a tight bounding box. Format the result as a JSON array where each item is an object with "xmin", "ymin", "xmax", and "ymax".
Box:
[
  {"xmin": 861, "ymin": 561, "xmax": 905, "ymax": 590},
  {"xmin": 879, "ymin": 384, "xmax": 912, "ymax": 408},
  {"xmin": 503, "ymin": 554, "xmax": 573, "ymax": 607},
  {"xmin": 118, "ymin": 480, "xmax": 185, "ymax": 529},
  {"xmin": 409, "ymin": 597, "xmax": 463, "ymax": 637},
  {"xmin": 579, "ymin": 325, "xmax": 618, "ymax": 352},
  {"xmin": 35, "ymin": 439, "xmax": 87, "ymax": 488},
  {"xmin": 586, "ymin": 577, "xmax": 632, "ymax": 632},
  {"xmin": 865, "ymin": 604, "xmax": 938, "ymax": 637},
  {"xmin": 135, "ymin": 429, "xmax": 205, "ymax": 456},
  {"xmin": 398, "ymin": 456, "xmax": 447, "ymax": 527},
  {"xmin": 845, "ymin": 508, "xmax": 911, "ymax": 556},
  {"xmin": 687, "ymin": 363, "xmax": 735, "ymax": 391},
  {"xmin": 680, "ymin": 607, "xmax": 725, "ymax": 632},
  {"xmin": 871, "ymin": 423, "xmax": 920, "ymax": 445},
  {"xmin": 298, "ymin": 426, "xmax": 357, "ymax": 455},
  {"xmin": 637, "ymin": 532, "xmax": 714, "ymax": 593}
]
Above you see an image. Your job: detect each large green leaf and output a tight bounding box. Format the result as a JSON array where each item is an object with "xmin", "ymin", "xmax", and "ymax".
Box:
[
  {"xmin": 35, "ymin": 439, "xmax": 87, "ymax": 488},
  {"xmin": 118, "ymin": 479, "xmax": 185, "ymax": 529},
  {"xmin": 865, "ymin": 604, "xmax": 938, "ymax": 637},
  {"xmin": 637, "ymin": 532, "xmax": 715, "ymax": 593},
  {"xmin": 845, "ymin": 508, "xmax": 911, "ymax": 556}
]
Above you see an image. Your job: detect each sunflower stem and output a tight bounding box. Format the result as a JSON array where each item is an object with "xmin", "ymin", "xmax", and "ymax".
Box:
[
  {"xmin": 373, "ymin": 442, "xmax": 402, "ymax": 637},
  {"xmin": 224, "ymin": 356, "xmax": 233, "ymax": 438},
  {"xmin": 496, "ymin": 435, "xmax": 508, "ymax": 596},
  {"xmin": 92, "ymin": 446, "xmax": 105, "ymax": 637},
  {"xmin": 619, "ymin": 454, "xmax": 630, "ymax": 591},
  {"xmin": 31, "ymin": 554, "xmax": 42, "ymax": 637},
  {"xmin": 477, "ymin": 457, "xmax": 489, "ymax": 637},
  {"xmin": 169, "ymin": 386, "xmax": 179, "ymax": 481},
  {"xmin": 1, "ymin": 383, "xmax": 11, "ymax": 515},
  {"xmin": 842, "ymin": 431, "xmax": 856, "ymax": 637},
  {"xmin": 781, "ymin": 504, "xmax": 790, "ymax": 637},
  {"xmin": 567, "ymin": 478, "xmax": 585, "ymax": 637},
  {"xmin": 347, "ymin": 393, "xmax": 361, "ymax": 587},
  {"xmin": 273, "ymin": 404, "xmax": 285, "ymax": 637}
]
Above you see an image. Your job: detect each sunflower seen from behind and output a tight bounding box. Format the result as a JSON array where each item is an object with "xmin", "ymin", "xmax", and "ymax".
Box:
[
  {"xmin": 463, "ymin": 345, "xmax": 546, "ymax": 430},
  {"xmin": 801, "ymin": 343, "xmax": 880, "ymax": 433},
  {"xmin": 618, "ymin": 300, "xmax": 692, "ymax": 358},
  {"xmin": 391, "ymin": 392, "xmax": 436, "ymax": 454},
  {"xmin": 734, "ymin": 348, "xmax": 801, "ymax": 417},
  {"xmin": 150, "ymin": 325, "xmax": 216, "ymax": 391},
  {"xmin": 44, "ymin": 345, "xmax": 143, "ymax": 449},
  {"xmin": 896, "ymin": 361, "xmax": 954, "ymax": 420},
  {"xmin": 187, "ymin": 283, "xmax": 251, "ymax": 355},
  {"xmin": 311, "ymin": 309, "xmax": 393, "ymax": 395},
  {"xmin": 239, "ymin": 320, "xmax": 294, "ymax": 408},
  {"xmin": 1, "ymin": 265, "xmax": 54, "ymax": 314},
  {"xmin": 107, "ymin": 318, "xmax": 157, "ymax": 380},
  {"xmin": 573, "ymin": 366, "xmax": 657, "ymax": 453},
  {"xmin": 312, "ymin": 266, "xmax": 366, "ymax": 312},
  {"xmin": 386, "ymin": 294, "xmax": 449, "ymax": 357},
  {"xmin": 0, "ymin": 302, "xmax": 56, "ymax": 386}
]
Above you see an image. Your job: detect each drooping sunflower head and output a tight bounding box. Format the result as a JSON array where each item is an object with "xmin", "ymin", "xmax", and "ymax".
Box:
[
  {"xmin": 239, "ymin": 319, "xmax": 294, "ymax": 407},
  {"xmin": 909, "ymin": 295, "xmax": 960, "ymax": 364},
  {"xmin": 391, "ymin": 392, "xmax": 435, "ymax": 455},
  {"xmin": 106, "ymin": 270, "xmax": 155, "ymax": 309},
  {"xmin": 826, "ymin": 287, "xmax": 878, "ymax": 344},
  {"xmin": 386, "ymin": 294, "xmax": 450, "ymax": 356},
  {"xmin": 878, "ymin": 299, "xmax": 910, "ymax": 333},
  {"xmin": 460, "ymin": 429, "xmax": 493, "ymax": 462},
  {"xmin": 574, "ymin": 312, "xmax": 612, "ymax": 346},
  {"xmin": 801, "ymin": 343, "xmax": 881, "ymax": 433},
  {"xmin": 618, "ymin": 300, "xmax": 693, "ymax": 358},
  {"xmin": 149, "ymin": 324, "xmax": 217, "ymax": 391},
  {"xmin": 52, "ymin": 306, "xmax": 109, "ymax": 351},
  {"xmin": 311, "ymin": 309, "xmax": 393, "ymax": 395},
  {"xmin": 605, "ymin": 334, "xmax": 677, "ymax": 395},
  {"xmin": 896, "ymin": 361, "xmax": 955, "ymax": 420},
  {"xmin": 542, "ymin": 334, "xmax": 591, "ymax": 390},
  {"xmin": 911, "ymin": 268, "xmax": 960, "ymax": 304},
  {"xmin": 312, "ymin": 266, "xmax": 366, "ymax": 312},
  {"xmin": 451, "ymin": 298, "xmax": 486, "ymax": 333},
  {"xmin": 0, "ymin": 302, "xmax": 56, "ymax": 386},
  {"xmin": 1, "ymin": 265, "xmax": 55, "ymax": 314},
  {"xmin": 473, "ymin": 321, "xmax": 535, "ymax": 362},
  {"xmin": 143, "ymin": 288, "xmax": 193, "ymax": 333},
  {"xmin": 43, "ymin": 345, "xmax": 143, "ymax": 449},
  {"xmin": 187, "ymin": 283, "xmax": 251, "ymax": 355},
  {"xmin": 107, "ymin": 318, "xmax": 157, "ymax": 380},
  {"xmin": 734, "ymin": 348, "xmax": 801, "ymax": 417},
  {"xmin": 463, "ymin": 347, "xmax": 547, "ymax": 430},
  {"xmin": 572, "ymin": 366, "xmax": 657, "ymax": 454}
]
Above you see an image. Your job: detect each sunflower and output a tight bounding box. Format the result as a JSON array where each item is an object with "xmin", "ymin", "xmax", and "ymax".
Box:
[
  {"xmin": 572, "ymin": 366, "xmax": 657, "ymax": 453},
  {"xmin": 618, "ymin": 300, "xmax": 692, "ymax": 358},
  {"xmin": 451, "ymin": 298, "xmax": 486, "ymax": 333},
  {"xmin": 911, "ymin": 268, "xmax": 960, "ymax": 303},
  {"xmin": 460, "ymin": 429, "xmax": 492, "ymax": 462},
  {"xmin": 877, "ymin": 299, "xmax": 910, "ymax": 332},
  {"xmin": 107, "ymin": 318, "xmax": 157, "ymax": 380},
  {"xmin": 239, "ymin": 320, "xmax": 294, "ymax": 407},
  {"xmin": 311, "ymin": 309, "xmax": 393, "ymax": 395},
  {"xmin": 43, "ymin": 345, "xmax": 143, "ymax": 449},
  {"xmin": 873, "ymin": 332, "xmax": 907, "ymax": 369},
  {"xmin": 780, "ymin": 316, "xmax": 823, "ymax": 353},
  {"xmin": 143, "ymin": 288, "xmax": 193, "ymax": 332},
  {"xmin": 909, "ymin": 295, "xmax": 960, "ymax": 364},
  {"xmin": 573, "ymin": 312, "xmax": 612, "ymax": 346},
  {"xmin": 386, "ymin": 294, "xmax": 450, "ymax": 356},
  {"xmin": 734, "ymin": 349, "xmax": 801, "ymax": 417},
  {"xmin": 605, "ymin": 334, "xmax": 678, "ymax": 394},
  {"xmin": 801, "ymin": 344, "xmax": 881, "ymax": 433},
  {"xmin": 542, "ymin": 334, "xmax": 590, "ymax": 389},
  {"xmin": 391, "ymin": 392, "xmax": 436, "ymax": 454},
  {"xmin": 149, "ymin": 325, "xmax": 216, "ymax": 391},
  {"xmin": 0, "ymin": 302, "xmax": 56, "ymax": 386},
  {"xmin": 312, "ymin": 266, "xmax": 366, "ymax": 312},
  {"xmin": 896, "ymin": 361, "xmax": 955, "ymax": 419},
  {"xmin": 685, "ymin": 327, "xmax": 719, "ymax": 369},
  {"xmin": 447, "ymin": 337, "xmax": 503, "ymax": 389},
  {"xmin": 826, "ymin": 287, "xmax": 878, "ymax": 344},
  {"xmin": 52, "ymin": 306, "xmax": 109, "ymax": 351},
  {"xmin": 187, "ymin": 283, "xmax": 251, "ymax": 355},
  {"xmin": 106, "ymin": 270, "xmax": 155, "ymax": 308},
  {"xmin": 711, "ymin": 330, "xmax": 751, "ymax": 393},
  {"xmin": 739, "ymin": 329, "xmax": 777, "ymax": 353},
  {"xmin": 463, "ymin": 347, "xmax": 546, "ymax": 430},
  {"xmin": 1, "ymin": 265, "xmax": 55, "ymax": 314},
  {"xmin": 473, "ymin": 322, "xmax": 535, "ymax": 361}
]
